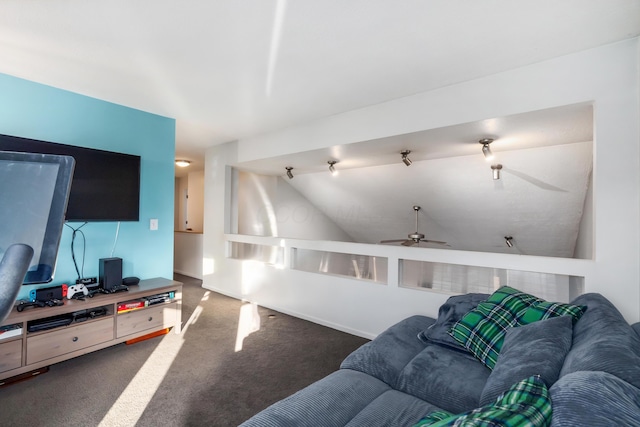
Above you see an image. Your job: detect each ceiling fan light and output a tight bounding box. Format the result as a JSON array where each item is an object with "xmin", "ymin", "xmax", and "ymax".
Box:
[{"xmin": 285, "ymin": 166, "xmax": 294, "ymax": 179}]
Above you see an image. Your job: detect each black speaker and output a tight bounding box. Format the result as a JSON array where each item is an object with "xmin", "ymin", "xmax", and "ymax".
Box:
[{"xmin": 99, "ymin": 257, "xmax": 123, "ymax": 291}]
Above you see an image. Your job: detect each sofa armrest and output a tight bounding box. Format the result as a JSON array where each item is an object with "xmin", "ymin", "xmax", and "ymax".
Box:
[
  {"xmin": 340, "ymin": 315, "xmax": 434, "ymax": 387},
  {"xmin": 550, "ymin": 371, "xmax": 640, "ymax": 426}
]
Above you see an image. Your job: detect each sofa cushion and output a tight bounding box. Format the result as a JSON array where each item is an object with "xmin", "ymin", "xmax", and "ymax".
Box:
[
  {"xmin": 550, "ymin": 371, "xmax": 640, "ymax": 427},
  {"xmin": 413, "ymin": 375, "xmax": 552, "ymax": 427},
  {"xmin": 344, "ymin": 390, "xmax": 441, "ymax": 427},
  {"xmin": 239, "ymin": 369, "xmax": 391, "ymax": 427},
  {"xmin": 449, "ymin": 286, "xmax": 583, "ymax": 369},
  {"xmin": 396, "ymin": 343, "xmax": 490, "ymax": 414},
  {"xmin": 417, "ymin": 293, "xmax": 488, "ymax": 352},
  {"xmin": 561, "ymin": 293, "xmax": 640, "ymax": 389},
  {"xmin": 480, "ymin": 315, "xmax": 573, "ymax": 406},
  {"xmin": 341, "ymin": 315, "xmax": 433, "ymax": 387}
]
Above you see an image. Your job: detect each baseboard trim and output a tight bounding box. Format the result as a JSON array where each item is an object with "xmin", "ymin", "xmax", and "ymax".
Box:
[
  {"xmin": 201, "ymin": 283, "xmax": 376, "ymax": 340},
  {"xmin": 173, "ymin": 269, "xmax": 203, "ymax": 280}
]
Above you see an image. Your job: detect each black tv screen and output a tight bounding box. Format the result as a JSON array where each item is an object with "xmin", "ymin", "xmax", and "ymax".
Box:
[{"xmin": 0, "ymin": 134, "xmax": 140, "ymax": 222}]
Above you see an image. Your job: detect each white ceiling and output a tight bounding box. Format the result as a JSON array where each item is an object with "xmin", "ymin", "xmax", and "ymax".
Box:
[{"xmin": 0, "ymin": 0, "xmax": 638, "ymax": 177}]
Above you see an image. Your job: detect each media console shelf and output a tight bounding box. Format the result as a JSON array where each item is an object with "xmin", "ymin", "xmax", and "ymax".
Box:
[{"xmin": 0, "ymin": 277, "xmax": 182, "ymax": 383}]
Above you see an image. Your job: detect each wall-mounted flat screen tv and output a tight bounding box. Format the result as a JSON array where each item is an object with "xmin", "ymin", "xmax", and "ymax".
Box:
[{"xmin": 0, "ymin": 134, "xmax": 140, "ymax": 222}]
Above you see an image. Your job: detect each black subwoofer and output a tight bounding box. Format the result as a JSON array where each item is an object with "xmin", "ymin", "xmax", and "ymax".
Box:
[{"xmin": 99, "ymin": 257, "xmax": 123, "ymax": 291}]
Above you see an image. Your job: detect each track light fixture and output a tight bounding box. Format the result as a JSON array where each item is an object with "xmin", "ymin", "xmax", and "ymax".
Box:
[
  {"xmin": 328, "ymin": 160, "xmax": 338, "ymax": 176},
  {"xmin": 401, "ymin": 150, "xmax": 412, "ymax": 166},
  {"xmin": 505, "ymin": 236, "xmax": 514, "ymax": 248},
  {"xmin": 479, "ymin": 138, "xmax": 495, "ymax": 161},
  {"xmin": 491, "ymin": 164, "xmax": 502, "ymax": 180},
  {"xmin": 285, "ymin": 166, "xmax": 294, "ymax": 179}
]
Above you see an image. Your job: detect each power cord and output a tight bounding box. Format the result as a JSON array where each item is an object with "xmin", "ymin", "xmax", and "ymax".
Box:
[
  {"xmin": 111, "ymin": 221, "xmax": 121, "ymax": 257},
  {"xmin": 65, "ymin": 222, "xmax": 88, "ymax": 281}
]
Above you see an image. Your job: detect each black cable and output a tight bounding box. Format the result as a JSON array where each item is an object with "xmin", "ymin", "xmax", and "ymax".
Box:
[{"xmin": 65, "ymin": 222, "xmax": 88, "ymax": 280}]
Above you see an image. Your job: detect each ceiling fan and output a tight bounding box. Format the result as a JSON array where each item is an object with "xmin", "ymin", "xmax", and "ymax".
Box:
[{"xmin": 380, "ymin": 206, "xmax": 448, "ymax": 247}]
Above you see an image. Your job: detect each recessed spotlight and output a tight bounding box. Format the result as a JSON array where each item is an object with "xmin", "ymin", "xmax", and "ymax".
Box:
[
  {"xmin": 401, "ymin": 150, "xmax": 412, "ymax": 166},
  {"xmin": 491, "ymin": 164, "xmax": 503, "ymax": 180},
  {"xmin": 479, "ymin": 138, "xmax": 495, "ymax": 161},
  {"xmin": 328, "ymin": 160, "xmax": 338, "ymax": 176}
]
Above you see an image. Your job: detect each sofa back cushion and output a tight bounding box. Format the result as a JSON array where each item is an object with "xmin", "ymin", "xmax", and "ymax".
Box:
[
  {"xmin": 480, "ymin": 315, "xmax": 573, "ymax": 406},
  {"xmin": 341, "ymin": 315, "xmax": 434, "ymax": 387},
  {"xmin": 560, "ymin": 293, "xmax": 640, "ymax": 389},
  {"xmin": 396, "ymin": 343, "xmax": 490, "ymax": 414}
]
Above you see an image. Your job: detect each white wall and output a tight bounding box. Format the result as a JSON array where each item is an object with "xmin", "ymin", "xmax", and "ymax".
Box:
[
  {"xmin": 186, "ymin": 170, "xmax": 205, "ymax": 232},
  {"xmin": 174, "ymin": 171, "xmax": 205, "ymax": 232},
  {"xmin": 203, "ymin": 38, "xmax": 640, "ymax": 337},
  {"xmin": 174, "ymin": 231, "xmax": 204, "ymax": 279},
  {"xmin": 175, "ymin": 176, "xmax": 188, "ymax": 231}
]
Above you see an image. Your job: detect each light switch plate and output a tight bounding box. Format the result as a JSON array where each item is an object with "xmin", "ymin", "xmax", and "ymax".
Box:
[{"xmin": 150, "ymin": 218, "xmax": 159, "ymax": 230}]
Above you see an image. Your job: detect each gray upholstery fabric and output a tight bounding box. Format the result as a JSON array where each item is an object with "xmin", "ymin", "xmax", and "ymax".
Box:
[
  {"xmin": 418, "ymin": 293, "xmax": 489, "ymax": 352},
  {"xmin": 396, "ymin": 343, "xmax": 490, "ymax": 414},
  {"xmin": 550, "ymin": 371, "xmax": 640, "ymax": 426},
  {"xmin": 561, "ymin": 293, "xmax": 640, "ymax": 389},
  {"xmin": 345, "ymin": 390, "xmax": 440, "ymax": 427},
  {"xmin": 479, "ymin": 315, "xmax": 573, "ymax": 405},
  {"xmin": 341, "ymin": 315, "xmax": 433, "ymax": 387},
  {"xmin": 239, "ymin": 369, "xmax": 390, "ymax": 427},
  {"xmin": 632, "ymin": 322, "xmax": 640, "ymax": 338},
  {"xmin": 243, "ymin": 293, "xmax": 640, "ymax": 426}
]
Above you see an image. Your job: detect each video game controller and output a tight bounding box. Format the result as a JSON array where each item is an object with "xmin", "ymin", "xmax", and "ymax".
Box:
[
  {"xmin": 17, "ymin": 300, "xmax": 46, "ymax": 312},
  {"xmin": 62, "ymin": 284, "xmax": 68, "ymax": 298},
  {"xmin": 29, "ymin": 289, "xmax": 37, "ymax": 302},
  {"xmin": 67, "ymin": 284, "xmax": 89, "ymax": 299}
]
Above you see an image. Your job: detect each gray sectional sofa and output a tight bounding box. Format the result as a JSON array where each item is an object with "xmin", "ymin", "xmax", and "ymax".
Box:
[{"xmin": 240, "ymin": 288, "xmax": 640, "ymax": 426}]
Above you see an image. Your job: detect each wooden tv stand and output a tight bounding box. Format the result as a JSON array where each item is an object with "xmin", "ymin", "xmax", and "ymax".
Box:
[{"xmin": 0, "ymin": 277, "xmax": 182, "ymax": 383}]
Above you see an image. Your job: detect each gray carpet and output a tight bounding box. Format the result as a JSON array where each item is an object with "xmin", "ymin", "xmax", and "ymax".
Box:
[{"xmin": 0, "ymin": 274, "xmax": 369, "ymax": 426}]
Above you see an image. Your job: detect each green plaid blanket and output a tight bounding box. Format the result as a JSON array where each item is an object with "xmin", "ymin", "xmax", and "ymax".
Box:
[{"xmin": 413, "ymin": 375, "xmax": 552, "ymax": 427}]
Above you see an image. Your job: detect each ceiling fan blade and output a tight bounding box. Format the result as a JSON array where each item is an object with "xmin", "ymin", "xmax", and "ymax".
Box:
[
  {"xmin": 380, "ymin": 239, "xmax": 408, "ymax": 244},
  {"xmin": 402, "ymin": 240, "xmax": 417, "ymax": 247},
  {"xmin": 423, "ymin": 239, "xmax": 448, "ymax": 245}
]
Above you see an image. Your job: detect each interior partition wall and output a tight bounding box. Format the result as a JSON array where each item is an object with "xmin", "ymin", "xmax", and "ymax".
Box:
[{"xmin": 203, "ymin": 39, "xmax": 640, "ymax": 338}]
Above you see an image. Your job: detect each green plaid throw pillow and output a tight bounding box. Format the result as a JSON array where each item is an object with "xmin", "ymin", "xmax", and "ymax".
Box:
[
  {"xmin": 518, "ymin": 301, "xmax": 586, "ymax": 325},
  {"xmin": 412, "ymin": 375, "xmax": 552, "ymax": 427},
  {"xmin": 449, "ymin": 286, "xmax": 584, "ymax": 369},
  {"xmin": 449, "ymin": 286, "xmax": 541, "ymax": 369}
]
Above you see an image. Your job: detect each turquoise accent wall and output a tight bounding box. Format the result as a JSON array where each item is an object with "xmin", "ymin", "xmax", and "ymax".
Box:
[{"xmin": 0, "ymin": 73, "xmax": 176, "ymax": 300}]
